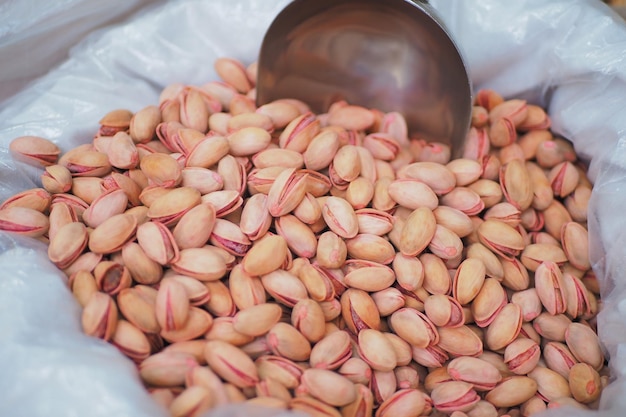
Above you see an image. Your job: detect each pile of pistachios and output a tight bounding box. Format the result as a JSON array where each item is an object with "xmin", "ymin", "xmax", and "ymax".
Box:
[{"xmin": 1, "ymin": 56, "xmax": 605, "ymax": 417}]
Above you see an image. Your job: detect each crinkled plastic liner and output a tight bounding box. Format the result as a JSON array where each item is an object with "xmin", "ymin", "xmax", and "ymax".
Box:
[{"xmin": 0, "ymin": 0, "xmax": 625, "ymax": 416}]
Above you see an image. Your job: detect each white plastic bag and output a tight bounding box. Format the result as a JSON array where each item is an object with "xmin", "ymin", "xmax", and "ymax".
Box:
[{"xmin": 1, "ymin": 0, "xmax": 626, "ymax": 416}]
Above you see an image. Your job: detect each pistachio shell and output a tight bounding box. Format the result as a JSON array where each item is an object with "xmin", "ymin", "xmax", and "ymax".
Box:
[
  {"xmin": 48, "ymin": 221, "xmax": 88, "ymax": 269},
  {"xmin": 299, "ymin": 368, "xmax": 357, "ymax": 407},
  {"xmin": 9, "ymin": 135, "xmax": 61, "ymax": 166},
  {"xmin": 81, "ymin": 291, "xmax": 118, "ymax": 341},
  {"xmin": 88, "ymin": 213, "xmax": 137, "ymax": 254},
  {"xmin": 232, "ymin": 303, "xmax": 283, "ymax": 337},
  {"xmin": 431, "ymin": 381, "xmax": 480, "ymax": 413},
  {"xmin": 309, "ymin": 330, "xmax": 352, "ymax": 370},
  {"xmin": 399, "ymin": 207, "xmax": 436, "ymax": 257},
  {"xmin": 485, "ymin": 376, "xmax": 538, "ymax": 408},
  {"xmin": 170, "ymin": 247, "xmax": 227, "ymax": 281}
]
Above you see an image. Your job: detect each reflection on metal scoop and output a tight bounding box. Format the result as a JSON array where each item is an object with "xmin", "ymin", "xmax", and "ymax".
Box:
[{"xmin": 257, "ymin": 0, "xmax": 472, "ymax": 154}]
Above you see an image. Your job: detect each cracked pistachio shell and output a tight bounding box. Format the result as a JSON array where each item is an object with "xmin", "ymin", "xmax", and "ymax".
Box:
[
  {"xmin": 504, "ymin": 338, "xmax": 541, "ymax": 375},
  {"xmin": 185, "ymin": 136, "xmax": 230, "ymax": 169},
  {"xmin": 0, "ymin": 206, "xmax": 49, "ymax": 237},
  {"xmin": 266, "ymin": 167, "xmax": 309, "ymax": 217},
  {"xmin": 340, "ymin": 289, "xmax": 381, "ymax": 333},
  {"xmin": 543, "ymin": 341, "xmax": 578, "ymax": 379},
  {"xmin": 94, "ymin": 261, "xmax": 132, "ymax": 296}
]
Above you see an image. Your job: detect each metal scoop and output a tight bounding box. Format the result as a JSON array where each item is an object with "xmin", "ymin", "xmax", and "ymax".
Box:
[{"xmin": 257, "ymin": 0, "xmax": 472, "ymax": 153}]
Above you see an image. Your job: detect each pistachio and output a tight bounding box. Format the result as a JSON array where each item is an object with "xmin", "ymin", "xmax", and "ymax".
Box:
[
  {"xmin": 399, "ymin": 206, "xmax": 437, "ymax": 257},
  {"xmin": 485, "ymin": 376, "xmax": 538, "ymax": 408},
  {"xmin": 47, "ymin": 221, "xmax": 88, "ymax": 269},
  {"xmin": 447, "ymin": 356, "xmax": 502, "ymax": 391},
  {"xmin": 204, "ymin": 340, "xmax": 259, "ymax": 388},
  {"xmin": 266, "ymin": 322, "xmax": 311, "ymax": 362},
  {"xmin": 389, "ymin": 308, "xmax": 439, "ymax": 348},
  {"xmin": 528, "ymin": 366, "xmax": 572, "ymax": 402},
  {"xmin": 81, "ymin": 291, "xmax": 118, "ymax": 341},
  {"xmin": 568, "ymin": 362, "xmax": 602, "ymax": 404},
  {"xmin": 485, "ymin": 302, "xmax": 523, "ymax": 351},
  {"xmin": 232, "ymin": 303, "xmax": 283, "ymax": 337},
  {"xmin": 140, "ymin": 350, "xmax": 198, "ymax": 387},
  {"xmin": 565, "ymin": 322, "xmax": 605, "ymax": 371},
  {"xmin": 88, "ymin": 213, "xmax": 137, "ymax": 255},
  {"xmin": 388, "ymin": 178, "xmax": 439, "ymax": 210},
  {"xmin": 534, "ymin": 261, "xmax": 567, "ymax": 315},
  {"xmin": 9, "ymin": 135, "xmax": 61, "ymax": 166},
  {"xmin": 431, "ymin": 381, "xmax": 480, "ymax": 413},
  {"xmin": 503, "ymin": 338, "xmax": 541, "ymax": 375}
]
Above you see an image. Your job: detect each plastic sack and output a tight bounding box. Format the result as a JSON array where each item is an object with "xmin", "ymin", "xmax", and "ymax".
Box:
[{"xmin": 1, "ymin": 0, "xmax": 626, "ymax": 416}]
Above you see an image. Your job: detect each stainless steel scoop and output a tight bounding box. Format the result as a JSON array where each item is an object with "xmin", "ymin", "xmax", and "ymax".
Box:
[{"xmin": 256, "ymin": 0, "xmax": 472, "ymax": 153}]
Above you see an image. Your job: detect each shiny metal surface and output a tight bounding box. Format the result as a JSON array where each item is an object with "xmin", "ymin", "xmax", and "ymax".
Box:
[{"xmin": 257, "ymin": 0, "xmax": 472, "ymax": 153}]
